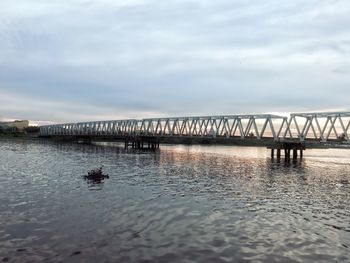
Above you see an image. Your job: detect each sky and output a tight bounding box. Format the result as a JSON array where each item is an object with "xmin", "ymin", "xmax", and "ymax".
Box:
[{"xmin": 0, "ymin": 0, "xmax": 349, "ymax": 124}]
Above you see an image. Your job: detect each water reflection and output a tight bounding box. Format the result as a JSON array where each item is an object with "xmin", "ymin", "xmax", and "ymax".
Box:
[{"xmin": 0, "ymin": 140, "xmax": 349, "ymax": 262}]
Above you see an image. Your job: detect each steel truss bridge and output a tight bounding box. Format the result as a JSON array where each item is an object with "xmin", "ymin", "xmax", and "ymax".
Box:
[{"xmin": 40, "ymin": 112, "xmax": 350, "ymax": 146}]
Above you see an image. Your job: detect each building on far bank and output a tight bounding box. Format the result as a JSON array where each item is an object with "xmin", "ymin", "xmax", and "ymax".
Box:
[{"xmin": 0, "ymin": 120, "xmax": 29, "ymax": 131}]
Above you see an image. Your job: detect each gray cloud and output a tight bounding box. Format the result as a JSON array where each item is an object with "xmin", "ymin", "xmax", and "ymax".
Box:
[{"xmin": 0, "ymin": 0, "xmax": 350, "ymax": 124}]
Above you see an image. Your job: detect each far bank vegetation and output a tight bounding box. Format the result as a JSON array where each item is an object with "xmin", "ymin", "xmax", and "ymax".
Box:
[{"xmin": 0, "ymin": 126, "xmax": 40, "ymax": 136}]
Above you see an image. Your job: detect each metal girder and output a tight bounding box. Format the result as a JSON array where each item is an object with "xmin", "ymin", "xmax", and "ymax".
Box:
[{"xmin": 291, "ymin": 112, "xmax": 350, "ymax": 118}]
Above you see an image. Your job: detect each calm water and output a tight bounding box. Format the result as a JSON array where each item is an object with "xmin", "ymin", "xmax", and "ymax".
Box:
[{"xmin": 0, "ymin": 139, "xmax": 350, "ymax": 263}]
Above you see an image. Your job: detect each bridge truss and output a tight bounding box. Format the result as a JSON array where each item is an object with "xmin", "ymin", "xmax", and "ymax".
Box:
[
  {"xmin": 40, "ymin": 114, "xmax": 289, "ymax": 141},
  {"xmin": 39, "ymin": 112, "xmax": 350, "ymax": 143},
  {"xmin": 285, "ymin": 112, "xmax": 350, "ymax": 142}
]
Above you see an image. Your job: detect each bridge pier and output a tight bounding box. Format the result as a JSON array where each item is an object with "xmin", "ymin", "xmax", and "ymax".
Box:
[
  {"xmin": 76, "ymin": 137, "xmax": 92, "ymax": 144},
  {"xmin": 125, "ymin": 136, "xmax": 159, "ymax": 150},
  {"xmin": 269, "ymin": 142, "xmax": 305, "ymax": 161},
  {"xmin": 277, "ymin": 149, "xmax": 281, "ymax": 159}
]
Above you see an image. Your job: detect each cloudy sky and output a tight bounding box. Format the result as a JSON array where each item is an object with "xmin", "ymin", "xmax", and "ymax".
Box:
[{"xmin": 0, "ymin": 0, "xmax": 349, "ymax": 124}]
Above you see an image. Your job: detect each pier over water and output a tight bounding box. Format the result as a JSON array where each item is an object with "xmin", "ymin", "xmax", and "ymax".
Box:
[{"xmin": 40, "ymin": 111, "xmax": 350, "ymax": 160}]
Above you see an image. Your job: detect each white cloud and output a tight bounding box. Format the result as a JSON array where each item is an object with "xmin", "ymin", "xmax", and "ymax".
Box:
[{"xmin": 0, "ymin": 0, "xmax": 350, "ymax": 123}]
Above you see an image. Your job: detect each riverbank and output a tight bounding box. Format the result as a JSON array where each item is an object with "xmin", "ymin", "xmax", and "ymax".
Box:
[{"xmin": 0, "ymin": 133, "xmax": 40, "ymax": 140}]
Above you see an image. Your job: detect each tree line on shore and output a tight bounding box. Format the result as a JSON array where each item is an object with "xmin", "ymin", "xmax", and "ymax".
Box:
[{"xmin": 0, "ymin": 126, "xmax": 40, "ymax": 135}]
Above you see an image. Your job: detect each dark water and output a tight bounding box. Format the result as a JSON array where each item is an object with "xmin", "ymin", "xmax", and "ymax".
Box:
[{"xmin": 0, "ymin": 139, "xmax": 349, "ymax": 263}]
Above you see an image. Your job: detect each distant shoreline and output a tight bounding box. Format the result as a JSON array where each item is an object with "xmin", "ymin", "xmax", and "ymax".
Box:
[{"xmin": 0, "ymin": 133, "xmax": 40, "ymax": 140}]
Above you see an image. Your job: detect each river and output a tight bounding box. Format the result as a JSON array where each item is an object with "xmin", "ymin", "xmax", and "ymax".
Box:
[{"xmin": 0, "ymin": 139, "xmax": 349, "ymax": 262}]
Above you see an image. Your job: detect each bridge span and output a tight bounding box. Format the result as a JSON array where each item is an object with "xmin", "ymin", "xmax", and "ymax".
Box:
[{"xmin": 39, "ymin": 112, "xmax": 350, "ymax": 159}]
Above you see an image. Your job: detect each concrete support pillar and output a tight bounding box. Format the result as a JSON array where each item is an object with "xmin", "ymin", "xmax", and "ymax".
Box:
[
  {"xmin": 125, "ymin": 139, "xmax": 128, "ymax": 149},
  {"xmin": 269, "ymin": 143, "xmax": 305, "ymax": 161},
  {"xmin": 293, "ymin": 148, "xmax": 298, "ymax": 160},
  {"xmin": 277, "ymin": 149, "xmax": 281, "ymax": 159},
  {"xmin": 285, "ymin": 149, "xmax": 290, "ymax": 160}
]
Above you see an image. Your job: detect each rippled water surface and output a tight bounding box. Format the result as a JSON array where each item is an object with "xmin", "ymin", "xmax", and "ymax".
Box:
[{"xmin": 0, "ymin": 139, "xmax": 350, "ymax": 262}]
